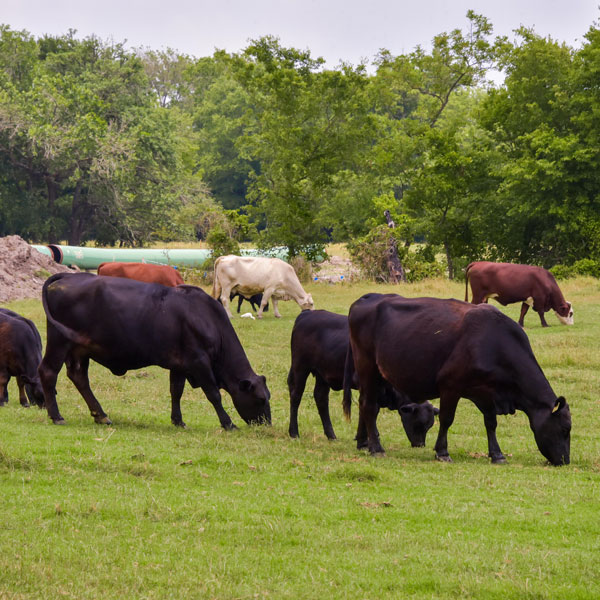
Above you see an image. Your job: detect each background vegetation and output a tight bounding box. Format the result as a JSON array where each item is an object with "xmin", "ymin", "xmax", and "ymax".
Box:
[
  {"xmin": 2, "ymin": 11, "xmax": 600, "ymax": 273},
  {"xmin": 0, "ymin": 278, "xmax": 598, "ymax": 599}
]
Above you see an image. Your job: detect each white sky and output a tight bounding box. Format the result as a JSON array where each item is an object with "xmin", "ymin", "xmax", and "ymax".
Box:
[{"xmin": 2, "ymin": 0, "xmax": 598, "ymax": 68}]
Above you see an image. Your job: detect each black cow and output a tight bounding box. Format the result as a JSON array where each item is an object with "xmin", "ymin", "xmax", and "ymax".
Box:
[
  {"xmin": 345, "ymin": 293, "xmax": 571, "ymax": 465},
  {"xmin": 229, "ymin": 291, "xmax": 268, "ymax": 314},
  {"xmin": 38, "ymin": 273, "xmax": 271, "ymax": 428},
  {"xmin": 0, "ymin": 308, "xmax": 45, "ymax": 408},
  {"xmin": 288, "ymin": 310, "xmax": 438, "ymax": 446}
]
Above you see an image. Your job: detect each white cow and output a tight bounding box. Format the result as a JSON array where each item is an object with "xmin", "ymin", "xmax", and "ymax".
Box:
[{"xmin": 212, "ymin": 255, "xmax": 314, "ymax": 318}]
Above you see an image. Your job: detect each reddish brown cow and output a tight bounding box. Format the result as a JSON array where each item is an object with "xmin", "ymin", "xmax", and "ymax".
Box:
[
  {"xmin": 97, "ymin": 262, "xmax": 184, "ymax": 287},
  {"xmin": 465, "ymin": 261, "xmax": 573, "ymax": 327}
]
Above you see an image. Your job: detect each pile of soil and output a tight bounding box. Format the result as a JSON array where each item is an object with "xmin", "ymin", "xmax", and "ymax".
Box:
[{"xmin": 0, "ymin": 235, "xmax": 74, "ymax": 303}]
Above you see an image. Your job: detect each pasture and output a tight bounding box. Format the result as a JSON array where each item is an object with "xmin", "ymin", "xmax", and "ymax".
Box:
[{"xmin": 1, "ymin": 277, "xmax": 599, "ymax": 599}]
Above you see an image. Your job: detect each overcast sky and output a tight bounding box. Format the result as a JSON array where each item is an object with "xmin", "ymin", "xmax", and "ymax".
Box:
[{"xmin": 2, "ymin": 0, "xmax": 598, "ymax": 68}]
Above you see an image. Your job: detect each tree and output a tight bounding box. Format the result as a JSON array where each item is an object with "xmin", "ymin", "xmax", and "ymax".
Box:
[{"xmin": 231, "ymin": 36, "xmax": 376, "ymax": 258}]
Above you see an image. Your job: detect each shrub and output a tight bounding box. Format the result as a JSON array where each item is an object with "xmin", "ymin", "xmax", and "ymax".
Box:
[
  {"xmin": 573, "ymin": 258, "xmax": 600, "ymax": 278},
  {"xmin": 550, "ymin": 264, "xmax": 575, "ymax": 280},
  {"xmin": 347, "ymin": 226, "xmax": 444, "ymax": 282}
]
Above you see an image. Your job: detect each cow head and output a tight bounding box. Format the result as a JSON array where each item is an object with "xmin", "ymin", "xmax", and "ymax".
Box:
[
  {"xmin": 399, "ymin": 402, "xmax": 439, "ymax": 447},
  {"xmin": 533, "ymin": 397, "xmax": 571, "ymax": 465},
  {"xmin": 234, "ymin": 374, "xmax": 271, "ymax": 425},
  {"xmin": 300, "ymin": 293, "xmax": 314, "ymax": 311},
  {"xmin": 554, "ymin": 301, "xmax": 574, "ymax": 325}
]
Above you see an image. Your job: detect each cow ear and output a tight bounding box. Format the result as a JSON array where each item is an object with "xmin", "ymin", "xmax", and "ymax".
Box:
[
  {"xmin": 239, "ymin": 379, "xmax": 252, "ymax": 392},
  {"xmin": 400, "ymin": 405, "xmax": 415, "ymax": 414},
  {"xmin": 260, "ymin": 375, "xmax": 267, "ymax": 385},
  {"xmin": 553, "ymin": 396, "xmax": 568, "ymax": 413},
  {"xmin": 433, "ymin": 406, "xmax": 440, "ymax": 416}
]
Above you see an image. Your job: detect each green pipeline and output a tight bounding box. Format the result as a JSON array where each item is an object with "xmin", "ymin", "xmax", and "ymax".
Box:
[{"xmin": 31, "ymin": 244, "xmax": 288, "ymax": 270}]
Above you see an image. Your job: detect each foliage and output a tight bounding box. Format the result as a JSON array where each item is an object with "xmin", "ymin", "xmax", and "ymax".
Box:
[
  {"xmin": 551, "ymin": 259, "xmax": 600, "ymax": 280},
  {"xmin": 347, "ymin": 225, "xmax": 444, "ymax": 282}
]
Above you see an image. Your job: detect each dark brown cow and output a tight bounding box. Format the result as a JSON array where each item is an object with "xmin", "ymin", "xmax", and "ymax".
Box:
[
  {"xmin": 38, "ymin": 273, "xmax": 271, "ymax": 428},
  {"xmin": 287, "ymin": 310, "xmax": 438, "ymax": 446},
  {"xmin": 345, "ymin": 293, "xmax": 571, "ymax": 465},
  {"xmin": 465, "ymin": 261, "xmax": 573, "ymax": 327},
  {"xmin": 0, "ymin": 308, "xmax": 45, "ymax": 408},
  {"xmin": 97, "ymin": 262, "xmax": 184, "ymax": 287}
]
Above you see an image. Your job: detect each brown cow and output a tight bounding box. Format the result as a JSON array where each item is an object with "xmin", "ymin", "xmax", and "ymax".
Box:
[
  {"xmin": 465, "ymin": 261, "xmax": 573, "ymax": 327},
  {"xmin": 97, "ymin": 262, "xmax": 184, "ymax": 287}
]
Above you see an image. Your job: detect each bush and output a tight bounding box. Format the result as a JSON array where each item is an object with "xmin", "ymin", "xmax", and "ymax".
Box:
[
  {"xmin": 347, "ymin": 226, "xmax": 444, "ymax": 283},
  {"xmin": 289, "ymin": 255, "xmax": 313, "ymax": 284},
  {"xmin": 573, "ymin": 258, "xmax": 600, "ymax": 278},
  {"xmin": 551, "ymin": 259, "xmax": 600, "ymax": 280},
  {"xmin": 550, "ymin": 264, "xmax": 575, "ymax": 280}
]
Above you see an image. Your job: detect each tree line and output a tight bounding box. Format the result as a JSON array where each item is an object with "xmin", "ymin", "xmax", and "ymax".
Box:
[{"xmin": 1, "ymin": 11, "xmax": 599, "ymax": 276}]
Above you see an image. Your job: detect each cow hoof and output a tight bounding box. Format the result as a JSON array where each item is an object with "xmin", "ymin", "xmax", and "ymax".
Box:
[
  {"xmin": 436, "ymin": 454, "xmax": 453, "ymax": 463},
  {"xmin": 52, "ymin": 418, "xmax": 66, "ymax": 425},
  {"xmin": 173, "ymin": 421, "xmax": 187, "ymax": 429},
  {"xmin": 0, "ymin": 401, "xmax": 7, "ymax": 407},
  {"xmin": 326, "ymin": 434, "xmax": 337, "ymax": 441},
  {"xmin": 20, "ymin": 402, "xmax": 31, "ymax": 408},
  {"xmin": 289, "ymin": 432, "xmax": 299, "ymax": 439},
  {"xmin": 491, "ymin": 456, "xmax": 507, "ymax": 464},
  {"xmin": 224, "ymin": 422, "xmax": 238, "ymax": 431},
  {"xmin": 94, "ymin": 415, "xmax": 112, "ymax": 425},
  {"xmin": 369, "ymin": 450, "xmax": 386, "ymax": 457}
]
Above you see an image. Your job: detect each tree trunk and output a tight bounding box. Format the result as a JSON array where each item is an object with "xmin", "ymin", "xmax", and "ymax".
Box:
[
  {"xmin": 68, "ymin": 180, "xmax": 86, "ymax": 246},
  {"xmin": 384, "ymin": 210, "xmax": 406, "ymax": 283},
  {"xmin": 46, "ymin": 177, "xmax": 59, "ymax": 244},
  {"xmin": 444, "ymin": 241, "xmax": 454, "ymax": 280}
]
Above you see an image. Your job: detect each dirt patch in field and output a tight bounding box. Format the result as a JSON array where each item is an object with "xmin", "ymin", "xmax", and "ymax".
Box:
[
  {"xmin": 313, "ymin": 255, "xmax": 360, "ymax": 283},
  {"xmin": 0, "ymin": 235, "xmax": 74, "ymax": 304}
]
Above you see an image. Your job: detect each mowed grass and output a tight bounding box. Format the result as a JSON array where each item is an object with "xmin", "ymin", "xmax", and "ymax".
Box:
[{"xmin": 1, "ymin": 277, "xmax": 599, "ymax": 599}]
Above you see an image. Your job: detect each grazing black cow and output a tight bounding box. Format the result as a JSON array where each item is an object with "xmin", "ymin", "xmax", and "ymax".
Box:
[
  {"xmin": 288, "ymin": 310, "xmax": 438, "ymax": 446},
  {"xmin": 229, "ymin": 291, "xmax": 268, "ymax": 314},
  {"xmin": 345, "ymin": 293, "xmax": 571, "ymax": 465},
  {"xmin": 0, "ymin": 308, "xmax": 45, "ymax": 408},
  {"xmin": 465, "ymin": 261, "xmax": 573, "ymax": 327},
  {"xmin": 38, "ymin": 273, "xmax": 271, "ymax": 428}
]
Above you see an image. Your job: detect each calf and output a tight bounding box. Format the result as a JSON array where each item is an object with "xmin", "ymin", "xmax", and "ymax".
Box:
[
  {"xmin": 345, "ymin": 293, "xmax": 571, "ymax": 465},
  {"xmin": 0, "ymin": 308, "xmax": 45, "ymax": 408},
  {"xmin": 288, "ymin": 310, "xmax": 438, "ymax": 446},
  {"xmin": 230, "ymin": 291, "xmax": 268, "ymax": 314},
  {"xmin": 97, "ymin": 262, "xmax": 184, "ymax": 287},
  {"xmin": 465, "ymin": 261, "xmax": 573, "ymax": 327}
]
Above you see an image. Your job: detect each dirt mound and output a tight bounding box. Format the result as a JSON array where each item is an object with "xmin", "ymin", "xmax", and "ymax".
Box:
[{"xmin": 0, "ymin": 235, "xmax": 74, "ymax": 304}]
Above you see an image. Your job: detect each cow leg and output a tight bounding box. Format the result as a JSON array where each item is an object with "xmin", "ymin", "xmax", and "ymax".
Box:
[
  {"xmin": 38, "ymin": 340, "xmax": 68, "ymax": 424},
  {"xmin": 287, "ymin": 366, "xmax": 308, "ymax": 438},
  {"xmin": 65, "ymin": 355, "xmax": 112, "ymax": 425},
  {"xmin": 0, "ymin": 373, "xmax": 8, "ymax": 406},
  {"xmin": 169, "ymin": 370, "xmax": 186, "ymax": 428},
  {"xmin": 518, "ymin": 303, "xmax": 529, "ymax": 327},
  {"xmin": 16, "ymin": 376, "xmax": 31, "ymax": 407},
  {"xmin": 258, "ymin": 290, "xmax": 277, "ymax": 318},
  {"xmin": 356, "ymin": 405, "xmax": 381, "ymax": 449},
  {"xmin": 219, "ymin": 286, "xmax": 234, "ymax": 318},
  {"xmin": 537, "ymin": 310, "xmax": 550, "ymax": 327},
  {"xmin": 205, "ymin": 387, "xmax": 237, "ymax": 430},
  {"xmin": 236, "ymin": 295, "xmax": 244, "ymax": 314},
  {"xmin": 433, "ymin": 392, "xmax": 460, "ymax": 462},
  {"xmin": 472, "ymin": 399, "xmax": 506, "ymax": 463},
  {"xmin": 314, "ymin": 376, "xmax": 336, "ymax": 440},
  {"xmin": 358, "ymin": 386, "xmax": 385, "ymax": 455}
]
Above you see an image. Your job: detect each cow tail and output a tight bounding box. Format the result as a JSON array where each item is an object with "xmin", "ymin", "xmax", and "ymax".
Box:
[
  {"xmin": 41, "ymin": 273, "xmax": 87, "ymax": 345},
  {"xmin": 342, "ymin": 344, "xmax": 354, "ymax": 421},
  {"xmin": 464, "ymin": 262, "xmax": 473, "ymax": 302},
  {"xmin": 211, "ymin": 257, "xmax": 222, "ymax": 300}
]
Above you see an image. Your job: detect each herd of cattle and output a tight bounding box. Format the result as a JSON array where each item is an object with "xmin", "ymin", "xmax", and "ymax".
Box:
[{"xmin": 0, "ymin": 256, "xmax": 574, "ymax": 465}]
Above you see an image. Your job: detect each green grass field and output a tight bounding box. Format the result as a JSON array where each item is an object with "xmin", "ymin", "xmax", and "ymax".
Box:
[{"xmin": 1, "ymin": 277, "xmax": 599, "ymax": 599}]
